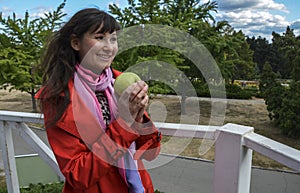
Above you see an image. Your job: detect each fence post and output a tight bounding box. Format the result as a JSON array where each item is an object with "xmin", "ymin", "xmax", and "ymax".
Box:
[
  {"xmin": 0, "ymin": 121, "xmax": 20, "ymax": 193},
  {"xmin": 214, "ymin": 123, "xmax": 254, "ymax": 193}
]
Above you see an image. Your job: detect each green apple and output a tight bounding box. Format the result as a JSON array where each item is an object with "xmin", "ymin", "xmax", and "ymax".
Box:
[{"xmin": 114, "ymin": 72, "xmax": 141, "ymax": 95}]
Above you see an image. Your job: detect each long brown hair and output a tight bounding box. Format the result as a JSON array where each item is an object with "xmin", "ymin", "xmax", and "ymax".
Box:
[{"xmin": 39, "ymin": 8, "xmax": 121, "ymax": 126}]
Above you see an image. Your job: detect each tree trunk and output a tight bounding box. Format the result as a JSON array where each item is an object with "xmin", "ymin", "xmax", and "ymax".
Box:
[
  {"xmin": 31, "ymin": 89, "xmax": 37, "ymax": 113},
  {"xmin": 181, "ymin": 93, "xmax": 187, "ymax": 115},
  {"xmin": 180, "ymin": 80, "xmax": 187, "ymax": 115}
]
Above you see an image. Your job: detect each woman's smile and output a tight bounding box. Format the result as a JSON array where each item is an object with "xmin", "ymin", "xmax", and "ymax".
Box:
[{"xmin": 97, "ymin": 54, "xmax": 113, "ymax": 61}]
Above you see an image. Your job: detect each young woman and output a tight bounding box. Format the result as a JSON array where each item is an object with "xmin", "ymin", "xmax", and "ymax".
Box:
[{"xmin": 36, "ymin": 8, "xmax": 161, "ymax": 193}]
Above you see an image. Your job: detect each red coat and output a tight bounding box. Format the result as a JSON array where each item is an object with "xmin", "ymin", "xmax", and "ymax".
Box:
[{"xmin": 36, "ymin": 69, "xmax": 161, "ymax": 193}]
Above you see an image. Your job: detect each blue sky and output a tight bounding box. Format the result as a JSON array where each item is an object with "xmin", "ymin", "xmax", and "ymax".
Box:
[{"xmin": 1, "ymin": 0, "xmax": 299, "ymax": 40}]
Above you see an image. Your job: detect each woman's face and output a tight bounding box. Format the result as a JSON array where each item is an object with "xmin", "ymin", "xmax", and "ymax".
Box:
[{"xmin": 71, "ymin": 25, "xmax": 118, "ymax": 74}]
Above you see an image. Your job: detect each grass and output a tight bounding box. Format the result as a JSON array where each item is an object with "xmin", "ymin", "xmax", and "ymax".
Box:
[{"xmin": 0, "ymin": 169, "xmax": 5, "ymax": 188}]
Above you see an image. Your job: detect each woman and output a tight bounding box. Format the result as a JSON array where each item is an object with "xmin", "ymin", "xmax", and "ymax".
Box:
[{"xmin": 36, "ymin": 8, "xmax": 161, "ymax": 193}]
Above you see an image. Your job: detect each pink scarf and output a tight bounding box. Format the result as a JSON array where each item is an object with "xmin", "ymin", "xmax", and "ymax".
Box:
[
  {"xmin": 74, "ymin": 64, "xmax": 117, "ymax": 129},
  {"xmin": 73, "ymin": 65, "xmax": 144, "ymax": 193}
]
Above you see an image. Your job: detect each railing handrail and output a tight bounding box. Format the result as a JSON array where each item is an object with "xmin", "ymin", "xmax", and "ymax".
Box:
[
  {"xmin": 1, "ymin": 110, "xmax": 299, "ymax": 171},
  {"xmin": 1, "ymin": 110, "xmax": 300, "ymax": 193},
  {"xmin": 244, "ymin": 132, "xmax": 300, "ymax": 172},
  {"xmin": 0, "ymin": 110, "xmax": 43, "ymax": 124}
]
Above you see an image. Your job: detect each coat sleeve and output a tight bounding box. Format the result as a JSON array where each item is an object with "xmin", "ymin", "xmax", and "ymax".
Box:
[
  {"xmin": 46, "ymin": 124, "xmax": 114, "ymax": 190},
  {"xmin": 92, "ymin": 116, "xmax": 141, "ymax": 160},
  {"xmin": 133, "ymin": 114, "xmax": 162, "ymax": 161}
]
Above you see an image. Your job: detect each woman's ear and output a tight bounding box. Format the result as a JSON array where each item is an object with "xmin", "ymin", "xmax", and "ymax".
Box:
[{"xmin": 70, "ymin": 34, "xmax": 80, "ymax": 51}]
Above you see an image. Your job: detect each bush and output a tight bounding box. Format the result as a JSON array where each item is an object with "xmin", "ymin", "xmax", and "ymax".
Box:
[
  {"xmin": 192, "ymin": 82, "xmax": 253, "ymax": 99},
  {"xmin": 149, "ymin": 80, "xmax": 254, "ymax": 100},
  {"xmin": 224, "ymin": 84, "xmax": 252, "ymax": 99},
  {"xmin": 0, "ymin": 183, "xmax": 164, "ymax": 193},
  {"xmin": 148, "ymin": 81, "xmax": 176, "ymax": 95},
  {"xmin": 0, "ymin": 182, "xmax": 64, "ymax": 193}
]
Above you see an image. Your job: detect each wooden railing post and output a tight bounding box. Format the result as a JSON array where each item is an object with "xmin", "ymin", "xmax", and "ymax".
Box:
[
  {"xmin": 214, "ymin": 123, "xmax": 254, "ymax": 193},
  {"xmin": 0, "ymin": 121, "xmax": 20, "ymax": 193}
]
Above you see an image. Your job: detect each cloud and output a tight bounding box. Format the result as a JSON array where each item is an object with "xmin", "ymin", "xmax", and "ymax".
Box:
[
  {"xmin": 291, "ymin": 20, "xmax": 300, "ymax": 36},
  {"xmin": 217, "ymin": 10, "xmax": 289, "ymax": 28},
  {"xmin": 216, "ymin": 0, "xmax": 288, "ymax": 12},
  {"xmin": 255, "ymin": 0, "xmax": 288, "ymax": 12},
  {"xmin": 291, "ymin": 20, "xmax": 300, "ymax": 29},
  {"xmin": 217, "ymin": 0, "xmax": 261, "ymax": 11},
  {"xmin": 0, "ymin": 6, "xmax": 14, "ymax": 17},
  {"xmin": 1, "ymin": 6, "xmax": 13, "ymax": 12},
  {"xmin": 212, "ymin": 0, "xmax": 292, "ymax": 40},
  {"xmin": 29, "ymin": 6, "xmax": 54, "ymax": 18},
  {"xmin": 0, "ymin": 5, "xmax": 54, "ymax": 19}
]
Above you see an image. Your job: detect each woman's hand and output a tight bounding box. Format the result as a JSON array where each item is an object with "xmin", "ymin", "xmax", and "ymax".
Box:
[{"xmin": 117, "ymin": 80, "xmax": 149, "ymax": 126}]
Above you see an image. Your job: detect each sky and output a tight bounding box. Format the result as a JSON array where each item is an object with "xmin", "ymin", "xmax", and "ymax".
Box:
[{"xmin": 0, "ymin": 0, "xmax": 299, "ymax": 41}]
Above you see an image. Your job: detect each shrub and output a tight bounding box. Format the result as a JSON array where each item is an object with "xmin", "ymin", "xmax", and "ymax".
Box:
[
  {"xmin": 0, "ymin": 183, "xmax": 165, "ymax": 193},
  {"xmin": 148, "ymin": 81, "xmax": 175, "ymax": 95},
  {"xmin": 225, "ymin": 84, "xmax": 252, "ymax": 99},
  {"xmin": 0, "ymin": 182, "xmax": 64, "ymax": 193}
]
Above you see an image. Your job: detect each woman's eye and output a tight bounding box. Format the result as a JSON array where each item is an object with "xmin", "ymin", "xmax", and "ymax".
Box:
[
  {"xmin": 110, "ymin": 37, "xmax": 117, "ymax": 42},
  {"xmin": 95, "ymin": 35, "xmax": 105, "ymax": 40}
]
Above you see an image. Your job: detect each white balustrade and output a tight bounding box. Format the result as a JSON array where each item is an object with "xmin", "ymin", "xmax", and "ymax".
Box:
[{"xmin": 0, "ymin": 110, "xmax": 300, "ymax": 193}]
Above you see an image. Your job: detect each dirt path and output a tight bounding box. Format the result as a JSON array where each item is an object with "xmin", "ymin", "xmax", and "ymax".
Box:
[{"xmin": 0, "ymin": 89, "xmax": 32, "ymax": 112}]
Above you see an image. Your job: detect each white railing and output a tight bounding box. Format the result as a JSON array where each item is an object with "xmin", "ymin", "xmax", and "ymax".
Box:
[
  {"xmin": 0, "ymin": 111, "xmax": 64, "ymax": 193},
  {"xmin": 1, "ymin": 110, "xmax": 300, "ymax": 193}
]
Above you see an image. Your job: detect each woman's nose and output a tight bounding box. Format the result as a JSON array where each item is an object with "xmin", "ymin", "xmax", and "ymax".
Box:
[{"xmin": 103, "ymin": 39, "xmax": 114, "ymax": 51}]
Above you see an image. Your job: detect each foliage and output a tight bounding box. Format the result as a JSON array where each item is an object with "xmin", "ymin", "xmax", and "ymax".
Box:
[
  {"xmin": 259, "ymin": 62, "xmax": 285, "ymax": 120},
  {"xmin": 259, "ymin": 58, "xmax": 300, "ymax": 138},
  {"xmin": 0, "ymin": 182, "xmax": 63, "ymax": 193},
  {"xmin": 277, "ymin": 81, "xmax": 300, "ymax": 138},
  {"xmin": 249, "ymin": 26, "xmax": 300, "ymax": 79},
  {"xmin": 247, "ymin": 26, "xmax": 300, "ymax": 79},
  {"xmin": 225, "ymin": 83, "xmax": 252, "ymax": 99},
  {"xmin": 271, "ymin": 26, "xmax": 298, "ymax": 79},
  {"xmin": 0, "ymin": 0, "xmax": 66, "ymax": 112},
  {"xmin": 109, "ymin": 0, "xmax": 256, "ymax": 115},
  {"xmin": 148, "ymin": 81, "xmax": 176, "ymax": 95},
  {"xmin": 246, "ymin": 36, "xmax": 272, "ymax": 74},
  {"xmin": 0, "ymin": 182, "xmax": 164, "ymax": 193}
]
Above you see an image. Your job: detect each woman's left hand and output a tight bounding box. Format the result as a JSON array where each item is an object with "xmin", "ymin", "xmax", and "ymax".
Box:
[{"xmin": 117, "ymin": 80, "xmax": 149, "ymax": 126}]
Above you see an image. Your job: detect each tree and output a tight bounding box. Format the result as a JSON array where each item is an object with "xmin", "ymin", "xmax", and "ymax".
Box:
[
  {"xmin": 0, "ymin": 0, "xmax": 66, "ymax": 112},
  {"xmin": 246, "ymin": 36, "xmax": 272, "ymax": 74},
  {"xmin": 257, "ymin": 27, "xmax": 300, "ymax": 138},
  {"xmin": 259, "ymin": 62, "xmax": 285, "ymax": 121},
  {"xmin": 110, "ymin": 0, "xmax": 221, "ymax": 115},
  {"xmin": 271, "ymin": 26, "xmax": 297, "ymax": 78},
  {"xmin": 277, "ymin": 80, "xmax": 300, "ymax": 138},
  {"xmin": 276, "ymin": 35, "xmax": 300, "ymax": 138}
]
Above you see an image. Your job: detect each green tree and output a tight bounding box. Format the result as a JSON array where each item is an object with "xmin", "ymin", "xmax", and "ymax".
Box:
[
  {"xmin": 277, "ymin": 80, "xmax": 300, "ymax": 138},
  {"xmin": 259, "ymin": 62, "xmax": 285, "ymax": 121},
  {"xmin": 110, "ymin": 0, "xmax": 221, "ymax": 114},
  {"xmin": 271, "ymin": 26, "xmax": 297, "ymax": 78},
  {"xmin": 246, "ymin": 36, "xmax": 272, "ymax": 74},
  {"xmin": 258, "ymin": 28, "xmax": 300, "ymax": 138},
  {"xmin": 276, "ymin": 35, "xmax": 300, "ymax": 138},
  {"xmin": 0, "ymin": 1, "xmax": 66, "ymax": 112}
]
